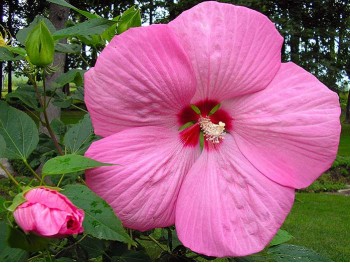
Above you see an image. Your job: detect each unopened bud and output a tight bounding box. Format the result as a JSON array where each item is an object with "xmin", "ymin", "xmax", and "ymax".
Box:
[{"xmin": 25, "ymin": 21, "xmax": 54, "ymax": 66}]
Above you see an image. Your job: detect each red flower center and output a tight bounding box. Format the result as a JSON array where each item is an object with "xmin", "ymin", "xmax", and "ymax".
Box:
[{"xmin": 177, "ymin": 100, "xmax": 233, "ymax": 147}]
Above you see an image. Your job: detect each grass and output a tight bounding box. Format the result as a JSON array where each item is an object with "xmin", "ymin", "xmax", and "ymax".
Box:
[{"xmin": 282, "ymin": 193, "xmax": 350, "ymax": 261}]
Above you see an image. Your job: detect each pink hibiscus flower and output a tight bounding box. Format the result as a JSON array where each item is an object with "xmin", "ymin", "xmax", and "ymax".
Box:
[{"xmin": 84, "ymin": 1, "xmax": 340, "ymax": 257}]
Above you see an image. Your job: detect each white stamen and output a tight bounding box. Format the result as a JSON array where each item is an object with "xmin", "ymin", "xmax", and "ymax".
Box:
[{"xmin": 199, "ymin": 117, "xmax": 226, "ymax": 144}]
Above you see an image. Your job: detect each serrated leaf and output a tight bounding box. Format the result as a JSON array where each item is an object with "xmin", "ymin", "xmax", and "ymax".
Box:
[
  {"xmin": 47, "ymin": 0, "xmax": 100, "ymax": 19},
  {"xmin": 117, "ymin": 6, "xmax": 141, "ymax": 34},
  {"xmin": 63, "ymin": 184, "xmax": 134, "ymax": 244},
  {"xmin": 53, "ymin": 18, "xmax": 116, "ymax": 40},
  {"xmin": 55, "ymin": 43, "xmax": 81, "ymax": 54},
  {"xmin": 42, "ymin": 154, "xmax": 113, "ymax": 176},
  {"xmin": 64, "ymin": 114, "xmax": 94, "ymax": 155},
  {"xmin": 267, "ymin": 244, "xmax": 331, "ymax": 262},
  {"xmin": 6, "ymin": 85, "xmax": 40, "ymax": 111},
  {"xmin": 269, "ymin": 229, "xmax": 293, "ymax": 247},
  {"xmin": 0, "ymin": 101, "xmax": 39, "ymax": 160}
]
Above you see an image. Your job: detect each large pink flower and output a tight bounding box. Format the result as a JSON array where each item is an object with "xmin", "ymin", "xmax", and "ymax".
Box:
[{"xmin": 84, "ymin": 1, "xmax": 340, "ymax": 257}]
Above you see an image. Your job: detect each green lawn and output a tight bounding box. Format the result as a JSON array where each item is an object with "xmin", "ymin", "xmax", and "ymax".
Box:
[
  {"xmin": 282, "ymin": 193, "xmax": 350, "ymax": 261},
  {"xmin": 338, "ymin": 122, "xmax": 350, "ymax": 156}
]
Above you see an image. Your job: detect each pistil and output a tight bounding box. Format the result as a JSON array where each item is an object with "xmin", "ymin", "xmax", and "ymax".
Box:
[{"xmin": 199, "ymin": 117, "xmax": 226, "ymax": 144}]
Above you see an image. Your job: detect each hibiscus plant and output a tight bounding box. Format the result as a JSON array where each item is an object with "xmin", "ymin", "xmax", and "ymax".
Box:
[{"xmin": 0, "ymin": 0, "xmax": 340, "ymax": 262}]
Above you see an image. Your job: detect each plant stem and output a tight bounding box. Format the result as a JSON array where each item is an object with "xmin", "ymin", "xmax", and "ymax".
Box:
[
  {"xmin": 29, "ymin": 72, "xmax": 63, "ymax": 155},
  {"xmin": 71, "ymin": 104, "xmax": 88, "ymax": 113},
  {"xmin": 23, "ymin": 159, "xmax": 42, "ymax": 183},
  {"xmin": 147, "ymin": 235, "xmax": 171, "ymax": 253},
  {"xmin": 56, "ymin": 174, "xmax": 65, "ymax": 187},
  {"xmin": 0, "ymin": 162, "xmax": 21, "ymax": 188}
]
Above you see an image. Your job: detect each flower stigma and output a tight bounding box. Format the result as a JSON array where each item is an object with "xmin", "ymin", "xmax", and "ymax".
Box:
[{"xmin": 199, "ymin": 116, "xmax": 226, "ymax": 144}]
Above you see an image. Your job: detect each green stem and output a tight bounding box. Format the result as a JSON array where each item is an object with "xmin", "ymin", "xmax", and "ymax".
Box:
[
  {"xmin": 71, "ymin": 104, "xmax": 88, "ymax": 113},
  {"xmin": 56, "ymin": 174, "xmax": 65, "ymax": 187},
  {"xmin": 0, "ymin": 162, "xmax": 21, "ymax": 188},
  {"xmin": 29, "ymin": 73, "xmax": 63, "ymax": 155},
  {"xmin": 23, "ymin": 159, "xmax": 42, "ymax": 183},
  {"xmin": 147, "ymin": 235, "xmax": 171, "ymax": 253}
]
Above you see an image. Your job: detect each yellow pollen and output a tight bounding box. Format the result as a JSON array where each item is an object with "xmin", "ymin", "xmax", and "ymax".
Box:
[{"xmin": 199, "ymin": 117, "xmax": 226, "ymax": 144}]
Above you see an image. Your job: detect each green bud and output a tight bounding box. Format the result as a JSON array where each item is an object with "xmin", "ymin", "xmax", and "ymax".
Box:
[{"xmin": 25, "ymin": 21, "xmax": 54, "ymax": 66}]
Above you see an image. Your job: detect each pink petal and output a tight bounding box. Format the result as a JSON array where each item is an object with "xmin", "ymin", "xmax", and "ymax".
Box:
[
  {"xmin": 85, "ymin": 24, "xmax": 196, "ymax": 137},
  {"xmin": 169, "ymin": 1, "xmax": 282, "ymax": 102},
  {"xmin": 175, "ymin": 135, "xmax": 295, "ymax": 257},
  {"xmin": 85, "ymin": 127, "xmax": 199, "ymax": 231},
  {"xmin": 25, "ymin": 188, "xmax": 76, "ymax": 213},
  {"xmin": 223, "ymin": 62, "xmax": 341, "ymax": 189},
  {"xmin": 14, "ymin": 203, "xmax": 67, "ymax": 236}
]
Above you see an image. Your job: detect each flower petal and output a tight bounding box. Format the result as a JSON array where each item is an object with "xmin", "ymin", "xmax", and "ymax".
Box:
[
  {"xmin": 224, "ymin": 62, "xmax": 341, "ymax": 189},
  {"xmin": 14, "ymin": 203, "xmax": 67, "ymax": 236},
  {"xmin": 175, "ymin": 135, "xmax": 295, "ymax": 257},
  {"xmin": 169, "ymin": 1, "xmax": 283, "ymax": 102},
  {"xmin": 85, "ymin": 127, "xmax": 200, "ymax": 231},
  {"xmin": 24, "ymin": 188, "xmax": 76, "ymax": 213},
  {"xmin": 85, "ymin": 24, "xmax": 196, "ymax": 137}
]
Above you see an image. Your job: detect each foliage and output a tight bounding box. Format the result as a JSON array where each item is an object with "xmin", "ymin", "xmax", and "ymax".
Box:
[{"xmin": 0, "ymin": 0, "xmax": 343, "ymax": 262}]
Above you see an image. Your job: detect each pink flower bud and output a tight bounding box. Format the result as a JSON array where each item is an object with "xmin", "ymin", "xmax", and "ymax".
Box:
[{"xmin": 13, "ymin": 187, "xmax": 84, "ymax": 238}]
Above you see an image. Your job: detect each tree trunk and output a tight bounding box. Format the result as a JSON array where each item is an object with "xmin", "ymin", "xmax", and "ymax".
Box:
[
  {"xmin": 346, "ymin": 88, "xmax": 350, "ymax": 123},
  {"xmin": 149, "ymin": 0, "xmax": 153, "ymax": 24},
  {"xmin": 6, "ymin": 0, "xmax": 13, "ymax": 94},
  {"xmin": 40, "ymin": 2, "xmax": 69, "ymax": 135}
]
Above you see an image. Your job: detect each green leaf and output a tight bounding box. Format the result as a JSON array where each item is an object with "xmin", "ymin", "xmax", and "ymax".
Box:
[
  {"xmin": 269, "ymin": 229, "xmax": 293, "ymax": 247},
  {"xmin": 136, "ymin": 238, "xmax": 163, "ymax": 260},
  {"xmin": 55, "ymin": 43, "xmax": 81, "ymax": 54},
  {"xmin": 47, "ymin": 0, "xmax": 100, "ymax": 19},
  {"xmin": 117, "ymin": 6, "xmax": 141, "ymax": 34},
  {"xmin": 63, "ymin": 184, "xmax": 134, "ymax": 244},
  {"xmin": 0, "ymin": 135, "xmax": 5, "ymax": 157},
  {"xmin": 53, "ymin": 69, "xmax": 85, "ymax": 88},
  {"xmin": 0, "ymin": 47, "xmax": 14, "ymax": 61},
  {"xmin": 79, "ymin": 236, "xmax": 106, "ymax": 259},
  {"xmin": 5, "ymin": 47, "xmax": 26, "ymax": 56},
  {"xmin": 64, "ymin": 114, "xmax": 94, "ymax": 154},
  {"xmin": 6, "ymin": 191, "xmax": 26, "ymax": 212},
  {"xmin": 0, "ymin": 101, "xmax": 39, "ymax": 160},
  {"xmin": 7, "ymin": 227, "xmax": 51, "ymax": 252},
  {"xmin": 112, "ymin": 251, "xmax": 151, "ymax": 262},
  {"xmin": 53, "ymin": 18, "xmax": 116, "ymax": 40},
  {"xmin": 0, "ymin": 221, "xmax": 28, "ymax": 261},
  {"xmin": 267, "ymin": 244, "xmax": 331, "ymax": 262},
  {"xmin": 6, "ymin": 85, "xmax": 40, "ymax": 111},
  {"xmin": 71, "ymin": 86, "xmax": 84, "ymax": 102},
  {"xmin": 42, "ymin": 154, "xmax": 113, "ymax": 176},
  {"xmin": 16, "ymin": 16, "xmax": 56, "ymax": 45},
  {"xmin": 50, "ymin": 118, "xmax": 67, "ymax": 141},
  {"xmin": 101, "ymin": 16, "xmax": 120, "ymax": 42}
]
